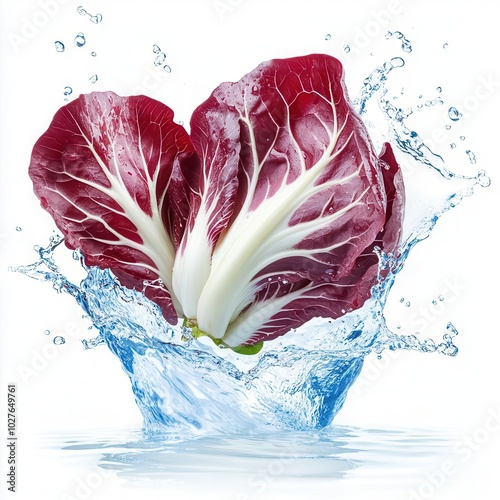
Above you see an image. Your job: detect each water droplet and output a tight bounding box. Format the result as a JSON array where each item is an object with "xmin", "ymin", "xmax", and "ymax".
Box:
[
  {"xmin": 154, "ymin": 53, "xmax": 166, "ymax": 66},
  {"xmin": 153, "ymin": 44, "xmax": 161, "ymax": 54},
  {"xmin": 324, "ymin": 33, "xmax": 331, "ymax": 41},
  {"xmin": 445, "ymin": 125, "xmax": 451, "ymax": 130},
  {"xmin": 178, "ymin": 120, "xmax": 184, "ymax": 126},
  {"xmin": 53, "ymin": 336, "xmax": 65, "ymax": 345},
  {"xmin": 385, "ymin": 31, "xmax": 412, "ymax": 53},
  {"xmin": 443, "ymin": 42, "xmax": 449, "ymax": 49},
  {"xmin": 91, "ymin": 51, "xmax": 97, "ymax": 57},
  {"xmin": 459, "ymin": 135, "xmax": 465, "ymax": 141},
  {"xmin": 251, "ymin": 84, "xmax": 259, "ymax": 94},
  {"xmin": 466, "ymin": 149, "xmax": 476, "ymax": 164},
  {"xmin": 55, "ymin": 40, "xmax": 65, "ymax": 52},
  {"xmin": 15, "ymin": 226, "xmax": 22, "ymax": 232},
  {"xmin": 63, "ymin": 86, "xmax": 72, "ymax": 96},
  {"xmin": 450, "ymin": 143, "xmax": 456, "ymax": 149},
  {"xmin": 448, "ymin": 106, "xmax": 462, "ymax": 121},
  {"xmin": 74, "ymin": 32, "xmax": 86, "ymax": 47},
  {"xmin": 405, "ymin": 301, "xmax": 411, "ymax": 308},
  {"xmin": 43, "ymin": 329, "xmax": 51, "ymax": 335},
  {"xmin": 343, "ymin": 44, "xmax": 350, "ymax": 53},
  {"xmin": 390, "ymin": 57, "xmax": 405, "ymax": 68},
  {"xmin": 77, "ymin": 5, "xmax": 86, "ymax": 15},
  {"xmin": 163, "ymin": 64, "xmax": 172, "ymax": 73},
  {"xmin": 438, "ymin": 295, "xmax": 445, "ymax": 301},
  {"xmin": 436, "ymin": 86, "xmax": 442, "ymax": 93},
  {"xmin": 399, "ymin": 297, "xmax": 405, "ymax": 303},
  {"xmin": 90, "ymin": 13, "xmax": 103, "ymax": 24},
  {"xmin": 477, "ymin": 170, "xmax": 491, "ymax": 187},
  {"xmin": 89, "ymin": 74, "xmax": 98, "ymax": 84}
]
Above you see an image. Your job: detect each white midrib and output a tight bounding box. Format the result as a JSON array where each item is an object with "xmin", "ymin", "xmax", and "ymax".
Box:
[
  {"xmin": 75, "ymin": 129, "xmax": 181, "ymax": 313},
  {"xmin": 196, "ymin": 124, "xmax": 346, "ymax": 339}
]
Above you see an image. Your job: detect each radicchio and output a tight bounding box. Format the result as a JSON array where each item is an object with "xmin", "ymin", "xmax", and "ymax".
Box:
[{"xmin": 29, "ymin": 54, "xmax": 404, "ymax": 351}]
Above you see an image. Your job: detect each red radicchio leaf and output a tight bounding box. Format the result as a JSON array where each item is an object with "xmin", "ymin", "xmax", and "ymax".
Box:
[
  {"xmin": 29, "ymin": 92, "xmax": 197, "ymax": 323},
  {"xmin": 180, "ymin": 54, "xmax": 405, "ymax": 346}
]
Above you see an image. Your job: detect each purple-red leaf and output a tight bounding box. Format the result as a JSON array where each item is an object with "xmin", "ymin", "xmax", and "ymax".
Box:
[{"xmin": 29, "ymin": 92, "xmax": 196, "ymax": 323}]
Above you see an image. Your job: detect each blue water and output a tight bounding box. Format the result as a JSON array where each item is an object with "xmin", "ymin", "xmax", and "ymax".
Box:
[{"xmin": 11, "ymin": 35, "xmax": 490, "ymax": 436}]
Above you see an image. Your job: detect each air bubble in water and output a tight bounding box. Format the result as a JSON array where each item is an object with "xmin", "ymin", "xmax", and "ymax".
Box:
[
  {"xmin": 53, "ymin": 336, "xmax": 66, "ymax": 345},
  {"xmin": 74, "ymin": 32, "xmax": 86, "ymax": 47},
  {"xmin": 55, "ymin": 41, "xmax": 65, "ymax": 52},
  {"xmin": 89, "ymin": 74, "xmax": 98, "ymax": 84},
  {"xmin": 63, "ymin": 86, "xmax": 72, "ymax": 96},
  {"xmin": 448, "ymin": 106, "xmax": 462, "ymax": 121},
  {"xmin": 466, "ymin": 149, "xmax": 476, "ymax": 164}
]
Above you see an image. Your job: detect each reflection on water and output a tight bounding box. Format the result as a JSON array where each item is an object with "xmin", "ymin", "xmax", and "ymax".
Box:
[{"xmin": 41, "ymin": 425, "xmax": 455, "ymax": 498}]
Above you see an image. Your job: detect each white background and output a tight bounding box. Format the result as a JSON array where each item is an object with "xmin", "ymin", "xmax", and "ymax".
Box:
[{"xmin": 1, "ymin": 1, "xmax": 499, "ymax": 499}]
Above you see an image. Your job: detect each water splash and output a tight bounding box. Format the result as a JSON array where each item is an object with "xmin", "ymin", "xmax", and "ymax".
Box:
[{"xmin": 12, "ymin": 37, "xmax": 490, "ymax": 435}]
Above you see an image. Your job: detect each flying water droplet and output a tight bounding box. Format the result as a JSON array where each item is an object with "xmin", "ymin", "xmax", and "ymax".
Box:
[
  {"xmin": 154, "ymin": 53, "xmax": 166, "ymax": 66},
  {"xmin": 54, "ymin": 41, "xmax": 65, "ymax": 52},
  {"xmin": 78, "ymin": 6, "xmax": 103, "ymax": 23},
  {"xmin": 477, "ymin": 170, "xmax": 491, "ymax": 187},
  {"xmin": 163, "ymin": 64, "xmax": 172, "ymax": 73},
  {"xmin": 405, "ymin": 301, "xmax": 411, "ymax": 308},
  {"xmin": 443, "ymin": 42, "xmax": 449, "ymax": 49},
  {"xmin": 74, "ymin": 32, "xmax": 86, "ymax": 47},
  {"xmin": 448, "ymin": 106, "xmax": 462, "ymax": 121},
  {"xmin": 153, "ymin": 44, "xmax": 161, "ymax": 54},
  {"xmin": 63, "ymin": 86, "xmax": 72, "ymax": 96},
  {"xmin": 450, "ymin": 143, "xmax": 456, "ymax": 149},
  {"xmin": 91, "ymin": 51, "xmax": 97, "ymax": 57},
  {"xmin": 343, "ymin": 44, "xmax": 350, "ymax": 53},
  {"xmin": 89, "ymin": 74, "xmax": 98, "ymax": 84},
  {"xmin": 53, "ymin": 336, "xmax": 66, "ymax": 345},
  {"xmin": 90, "ymin": 13, "xmax": 103, "ymax": 24},
  {"xmin": 466, "ymin": 149, "xmax": 476, "ymax": 164},
  {"xmin": 436, "ymin": 86, "xmax": 442, "ymax": 93},
  {"xmin": 324, "ymin": 33, "xmax": 331, "ymax": 41},
  {"xmin": 386, "ymin": 31, "xmax": 412, "ymax": 53},
  {"xmin": 15, "ymin": 226, "xmax": 22, "ymax": 232}
]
